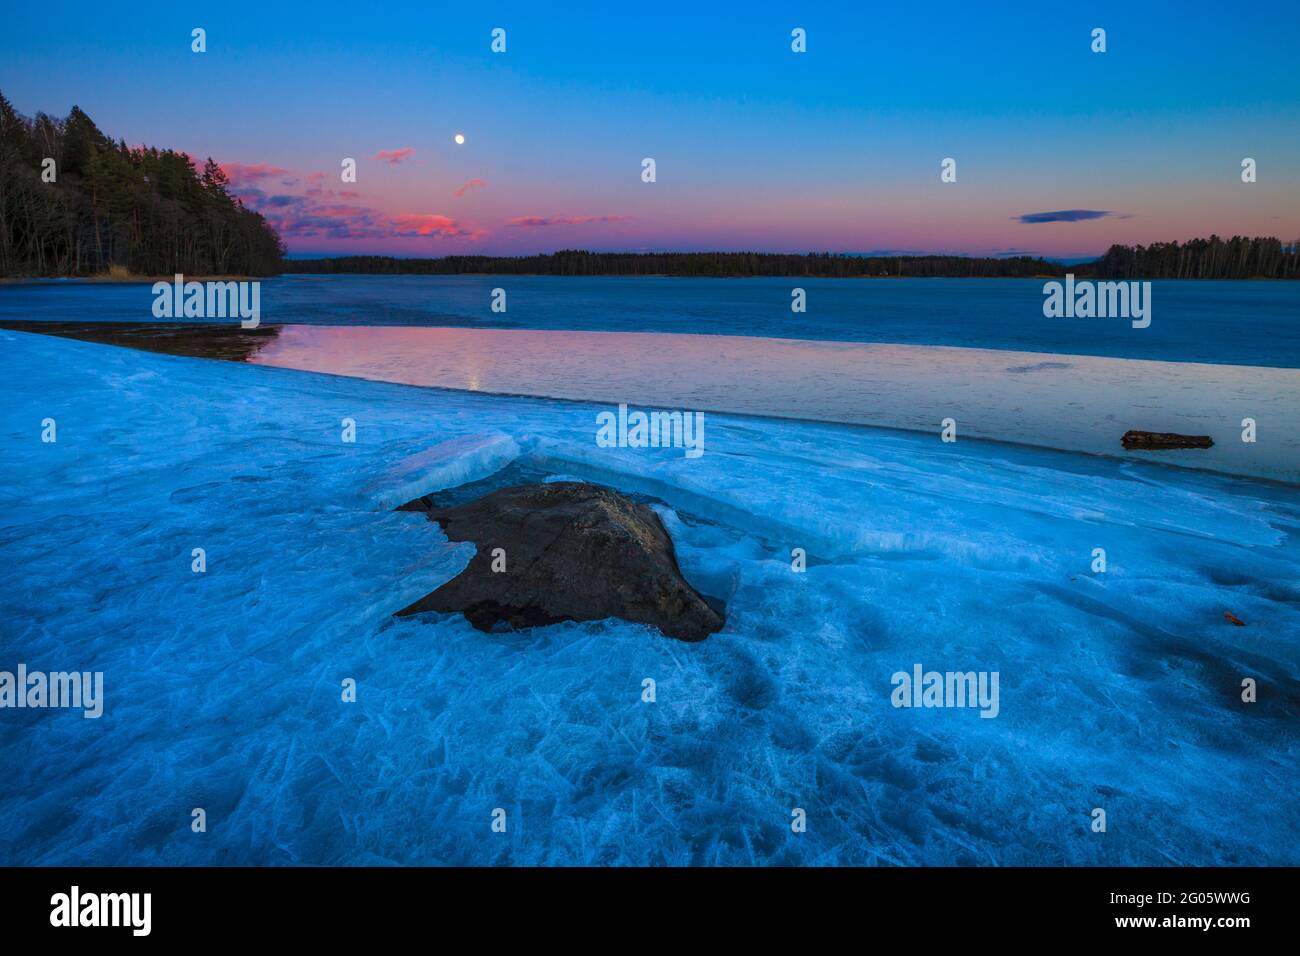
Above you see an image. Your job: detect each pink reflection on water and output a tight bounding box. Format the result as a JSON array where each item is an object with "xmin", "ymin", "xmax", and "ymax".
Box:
[{"xmin": 249, "ymin": 325, "xmax": 1300, "ymax": 482}]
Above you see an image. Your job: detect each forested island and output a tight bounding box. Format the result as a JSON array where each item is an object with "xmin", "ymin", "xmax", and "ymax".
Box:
[{"xmin": 0, "ymin": 93, "xmax": 284, "ymax": 277}]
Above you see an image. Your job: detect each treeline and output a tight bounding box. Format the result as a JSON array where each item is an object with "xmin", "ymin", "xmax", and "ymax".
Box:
[
  {"xmin": 292, "ymin": 250, "xmax": 1066, "ymax": 278},
  {"xmin": 1092, "ymin": 236, "xmax": 1300, "ymax": 279},
  {"xmin": 0, "ymin": 91, "xmax": 283, "ymax": 277},
  {"xmin": 292, "ymin": 241, "xmax": 1299, "ymax": 278}
]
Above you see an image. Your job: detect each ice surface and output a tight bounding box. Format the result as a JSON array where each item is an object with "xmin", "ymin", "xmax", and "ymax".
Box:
[
  {"xmin": 360, "ymin": 433, "xmax": 521, "ymax": 510},
  {"xmin": 1, "ymin": 329, "xmax": 1297, "ymax": 866}
]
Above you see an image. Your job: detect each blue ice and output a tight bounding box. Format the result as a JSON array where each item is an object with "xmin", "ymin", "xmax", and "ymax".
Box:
[{"xmin": 0, "ymin": 330, "xmax": 1296, "ymax": 865}]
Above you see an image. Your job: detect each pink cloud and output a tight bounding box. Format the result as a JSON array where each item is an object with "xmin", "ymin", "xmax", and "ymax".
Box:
[
  {"xmin": 211, "ymin": 158, "xmax": 489, "ymax": 245},
  {"xmin": 225, "ymin": 169, "xmax": 386, "ymax": 240},
  {"xmin": 259, "ymin": 201, "xmax": 389, "ymax": 241},
  {"xmin": 454, "ymin": 178, "xmax": 487, "ymax": 198},
  {"xmin": 220, "ymin": 162, "xmax": 291, "ymax": 187},
  {"xmin": 312, "ymin": 204, "xmax": 370, "ymax": 217},
  {"xmin": 373, "ymin": 147, "xmax": 416, "ymax": 165},
  {"xmin": 390, "ymin": 214, "xmax": 475, "ymax": 238},
  {"xmin": 506, "ymin": 214, "xmax": 630, "ymax": 227}
]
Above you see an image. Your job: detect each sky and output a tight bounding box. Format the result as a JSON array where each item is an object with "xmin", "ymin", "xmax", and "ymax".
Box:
[{"xmin": 2, "ymin": 0, "xmax": 1299, "ymax": 259}]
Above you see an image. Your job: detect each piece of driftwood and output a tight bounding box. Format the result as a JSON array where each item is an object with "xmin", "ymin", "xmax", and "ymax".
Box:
[{"xmin": 1121, "ymin": 430, "xmax": 1214, "ymax": 451}]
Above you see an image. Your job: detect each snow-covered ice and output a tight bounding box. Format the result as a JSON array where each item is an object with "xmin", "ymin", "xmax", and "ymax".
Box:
[{"xmin": 1, "ymin": 329, "xmax": 1297, "ymax": 865}]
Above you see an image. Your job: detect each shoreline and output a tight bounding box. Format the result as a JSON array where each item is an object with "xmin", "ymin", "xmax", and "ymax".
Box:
[
  {"xmin": 0, "ymin": 320, "xmax": 279, "ymax": 362},
  {"xmin": 0, "ymin": 274, "xmax": 268, "ymax": 284}
]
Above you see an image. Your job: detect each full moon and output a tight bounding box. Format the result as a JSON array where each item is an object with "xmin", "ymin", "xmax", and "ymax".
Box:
[{"xmin": 454, "ymin": 133, "xmax": 465, "ymax": 145}]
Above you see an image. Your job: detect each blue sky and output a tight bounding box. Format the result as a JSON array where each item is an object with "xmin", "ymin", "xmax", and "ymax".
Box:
[{"xmin": 3, "ymin": 0, "xmax": 1297, "ymax": 256}]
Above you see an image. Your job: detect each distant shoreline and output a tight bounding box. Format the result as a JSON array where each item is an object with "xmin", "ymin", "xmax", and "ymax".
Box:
[
  {"xmin": 279, "ymin": 241, "xmax": 1300, "ymax": 280},
  {"xmin": 3, "ymin": 237, "xmax": 1297, "ymax": 282},
  {"xmin": 4, "ymin": 272, "xmax": 1295, "ymax": 283}
]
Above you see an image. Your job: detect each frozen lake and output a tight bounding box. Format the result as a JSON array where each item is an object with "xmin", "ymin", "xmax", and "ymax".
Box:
[{"xmin": 2, "ymin": 328, "xmax": 1297, "ymax": 865}]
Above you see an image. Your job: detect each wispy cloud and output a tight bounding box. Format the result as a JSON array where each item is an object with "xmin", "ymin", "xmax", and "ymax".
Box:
[
  {"xmin": 251, "ymin": 193, "xmax": 388, "ymax": 240},
  {"xmin": 219, "ymin": 162, "xmax": 291, "ymax": 187},
  {"xmin": 1013, "ymin": 209, "xmax": 1113, "ymax": 224},
  {"xmin": 220, "ymin": 158, "xmax": 485, "ymax": 242},
  {"xmin": 372, "ymin": 147, "xmax": 416, "ymax": 165},
  {"xmin": 390, "ymin": 214, "xmax": 478, "ymax": 239},
  {"xmin": 454, "ymin": 178, "xmax": 487, "ymax": 198},
  {"xmin": 506, "ymin": 214, "xmax": 630, "ymax": 227},
  {"xmin": 261, "ymin": 194, "xmax": 304, "ymax": 208}
]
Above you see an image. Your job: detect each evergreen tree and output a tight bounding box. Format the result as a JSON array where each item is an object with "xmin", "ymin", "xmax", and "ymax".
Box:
[{"xmin": 0, "ymin": 91, "xmax": 284, "ymax": 277}]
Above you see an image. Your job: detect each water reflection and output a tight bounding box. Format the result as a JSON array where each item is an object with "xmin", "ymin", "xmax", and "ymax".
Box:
[{"xmin": 249, "ymin": 325, "xmax": 1300, "ymax": 482}]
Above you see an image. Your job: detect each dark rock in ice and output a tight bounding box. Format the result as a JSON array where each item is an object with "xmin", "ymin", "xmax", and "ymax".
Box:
[
  {"xmin": 396, "ymin": 482, "xmax": 724, "ymax": 642},
  {"xmin": 1121, "ymin": 430, "xmax": 1214, "ymax": 450}
]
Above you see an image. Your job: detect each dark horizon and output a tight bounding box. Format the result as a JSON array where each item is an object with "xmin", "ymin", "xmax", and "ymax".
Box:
[
  {"xmin": 280, "ymin": 240, "xmax": 1300, "ymax": 280},
  {"xmin": 282, "ymin": 249, "xmax": 1107, "ymax": 264}
]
